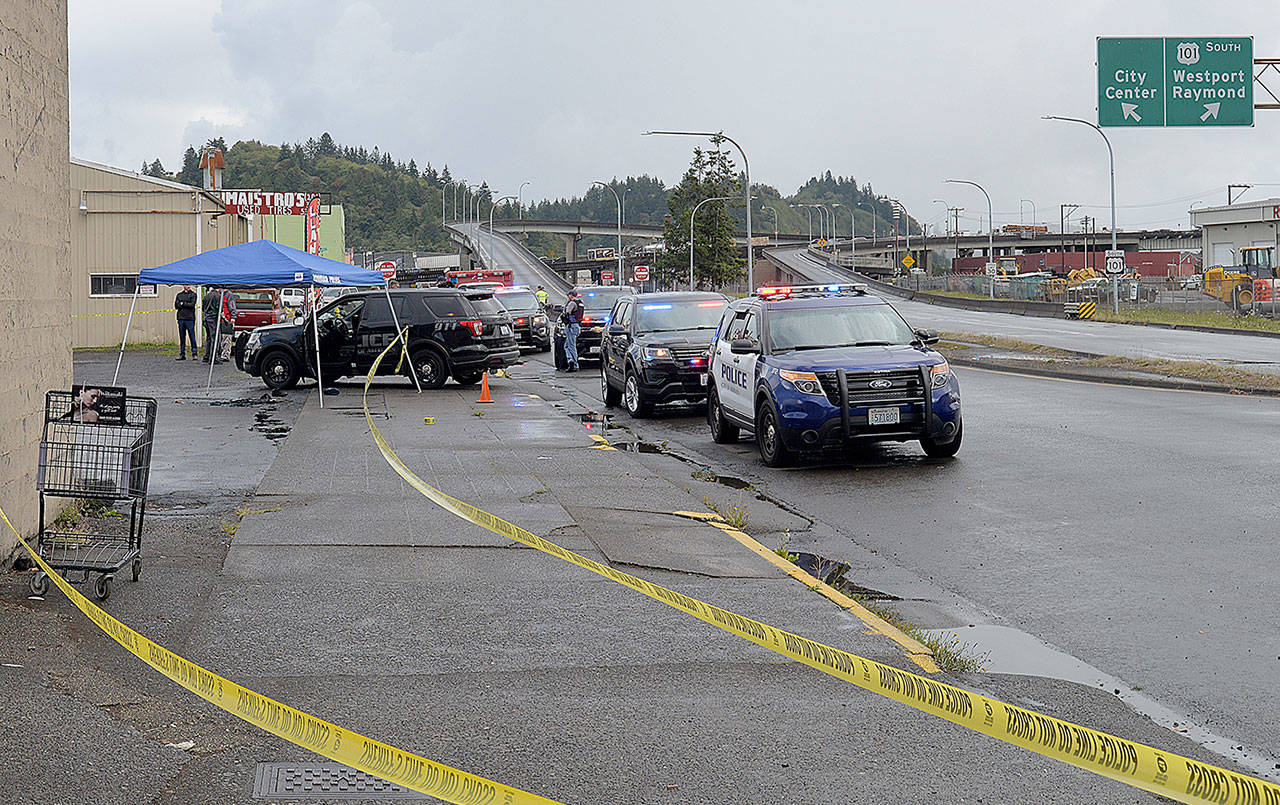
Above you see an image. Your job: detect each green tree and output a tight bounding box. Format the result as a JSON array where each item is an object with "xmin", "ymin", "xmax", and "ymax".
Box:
[
  {"xmin": 177, "ymin": 147, "xmax": 201, "ymax": 186},
  {"xmin": 658, "ymin": 146, "xmax": 743, "ymax": 289}
]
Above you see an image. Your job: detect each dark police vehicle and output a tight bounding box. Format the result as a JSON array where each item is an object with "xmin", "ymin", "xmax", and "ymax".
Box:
[
  {"xmin": 599, "ymin": 291, "xmax": 729, "ymax": 416},
  {"xmin": 493, "ymin": 286, "xmax": 551, "ymax": 352},
  {"xmin": 705, "ymin": 284, "xmax": 961, "ymax": 466},
  {"xmin": 239, "ymin": 288, "xmax": 519, "ymax": 391},
  {"xmin": 552, "ymin": 285, "xmax": 636, "ymax": 368}
]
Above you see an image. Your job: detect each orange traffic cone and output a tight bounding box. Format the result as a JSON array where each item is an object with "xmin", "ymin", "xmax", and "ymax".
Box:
[{"xmin": 476, "ymin": 372, "xmax": 494, "ymax": 404}]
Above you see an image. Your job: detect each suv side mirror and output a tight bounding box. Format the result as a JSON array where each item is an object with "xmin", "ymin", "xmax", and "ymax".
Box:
[
  {"xmin": 729, "ymin": 338, "xmax": 759, "ymax": 354},
  {"xmin": 914, "ymin": 328, "xmax": 940, "ymax": 345},
  {"xmin": 549, "ymin": 304, "xmax": 564, "ymax": 316},
  {"xmin": 608, "ymin": 324, "xmax": 627, "ymax": 336}
]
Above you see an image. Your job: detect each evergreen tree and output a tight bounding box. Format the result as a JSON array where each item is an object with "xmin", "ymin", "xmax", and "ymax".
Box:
[
  {"xmin": 316, "ymin": 132, "xmax": 337, "ymax": 157},
  {"xmin": 407, "ymin": 159, "xmax": 418, "ymax": 177},
  {"xmin": 423, "ymin": 163, "xmax": 438, "ymax": 185},
  {"xmin": 178, "ymin": 146, "xmax": 201, "ymax": 186},
  {"xmin": 657, "ymin": 147, "xmax": 742, "ymax": 288}
]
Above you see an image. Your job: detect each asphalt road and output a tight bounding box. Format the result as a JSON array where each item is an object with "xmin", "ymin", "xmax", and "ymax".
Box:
[
  {"xmin": 518, "ymin": 346, "xmax": 1280, "ymax": 777},
  {"xmin": 454, "ymin": 221, "xmax": 571, "ymax": 303},
  {"xmin": 767, "ymin": 245, "xmax": 1280, "ymax": 371}
]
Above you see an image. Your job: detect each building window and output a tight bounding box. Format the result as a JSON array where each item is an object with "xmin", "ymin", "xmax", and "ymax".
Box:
[{"xmin": 89, "ymin": 274, "xmax": 157, "ymax": 297}]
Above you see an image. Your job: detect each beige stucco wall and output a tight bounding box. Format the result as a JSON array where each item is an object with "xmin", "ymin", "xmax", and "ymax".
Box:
[
  {"xmin": 71, "ymin": 162, "xmax": 250, "ymax": 347},
  {"xmin": 0, "ymin": 0, "xmax": 72, "ymax": 563}
]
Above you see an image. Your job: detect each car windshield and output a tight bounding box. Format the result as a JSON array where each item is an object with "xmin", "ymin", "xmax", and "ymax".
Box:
[
  {"xmin": 767, "ymin": 304, "xmax": 916, "ymax": 351},
  {"xmin": 579, "ymin": 288, "xmax": 631, "ymax": 310},
  {"xmin": 635, "ymin": 299, "xmax": 727, "ymax": 332},
  {"xmin": 496, "ymin": 290, "xmax": 539, "ymax": 309},
  {"xmin": 468, "ymin": 296, "xmax": 507, "ymax": 315}
]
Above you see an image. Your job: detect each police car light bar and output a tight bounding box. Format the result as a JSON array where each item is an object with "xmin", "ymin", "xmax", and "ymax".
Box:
[{"xmin": 754, "ymin": 283, "xmax": 867, "ymax": 298}]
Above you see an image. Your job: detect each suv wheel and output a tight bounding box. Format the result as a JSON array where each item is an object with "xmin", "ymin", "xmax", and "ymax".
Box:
[
  {"xmin": 600, "ymin": 363, "xmax": 621, "ymax": 407},
  {"xmin": 921, "ymin": 420, "xmax": 963, "ymax": 458},
  {"xmin": 453, "ymin": 370, "xmax": 483, "ymax": 386},
  {"xmin": 261, "ymin": 351, "xmax": 299, "ymax": 390},
  {"xmin": 707, "ymin": 384, "xmax": 739, "ymax": 443},
  {"xmin": 410, "ymin": 348, "xmax": 448, "ymax": 389},
  {"xmin": 756, "ymin": 399, "xmax": 793, "ymax": 467},
  {"xmin": 623, "ymin": 369, "xmax": 651, "ymax": 418}
]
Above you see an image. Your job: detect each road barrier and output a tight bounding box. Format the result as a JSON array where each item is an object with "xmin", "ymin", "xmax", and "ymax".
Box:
[
  {"xmin": 1, "ymin": 509, "xmax": 560, "ymax": 803},
  {"xmin": 1066, "ymin": 301, "xmax": 1098, "ymax": 319},
  {"xmin": 360, "ymin": 332, "xmax": 1280, "ymax": 805}
]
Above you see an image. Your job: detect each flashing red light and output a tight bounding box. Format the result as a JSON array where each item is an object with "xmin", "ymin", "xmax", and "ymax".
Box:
[
  {"xmin": 697, "ymin": 301, "xmax": 724, "ymax": 307},
  {"xmin": 689, "ymin": 357, "xmax": 706, "ymax": 366},
  {"xmin": 581, "ymin": 316, "xmax": 593, "ymax": 324},
  {"xmin": 516, "ymin": 317, "xmax": 526, "ymax": 325}
]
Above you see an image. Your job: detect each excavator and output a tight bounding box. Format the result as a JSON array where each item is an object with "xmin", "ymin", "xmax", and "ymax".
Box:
[{"xmin": 1202, "ymin": 246, "xmax": 1277, "ymax": 310}]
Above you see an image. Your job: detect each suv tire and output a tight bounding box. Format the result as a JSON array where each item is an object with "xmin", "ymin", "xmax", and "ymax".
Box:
[
  {"xmin": 600, "ymin": 364, "xmax": 622, "ymax": 407},
  {"xmin": 921, "ymin": 420, "xmax": 963, "ymax": 458},
  {"xmin": 261, "ymin": 351, "xmax": 299, "ymax": 390},
  {"xmin": 756, "ymin": 398, "xmax": 793, "ymax": 467},
  {"xmin": 707, "ymin": 384, "xmax": 739, "ymax": 443},
  {"xmin": 410, "ymin": 348, "xmax": 449, "ymax": 389},
  {"xmin": 453, "ymin": 370, "xmax": 483, "ymax": 386},
  {"xmin": 623, "ymin": 368, "xmax": 651, "ymax": 418}
]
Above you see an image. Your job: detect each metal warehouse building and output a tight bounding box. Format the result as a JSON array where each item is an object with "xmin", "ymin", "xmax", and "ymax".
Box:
[
  {"xmin": 1190, "ymin": 198, "xmax": 1280, "ymax": 269},
  {"xmin": 71, "ymin": 159, "xmax": 250, "ymax": 347}
]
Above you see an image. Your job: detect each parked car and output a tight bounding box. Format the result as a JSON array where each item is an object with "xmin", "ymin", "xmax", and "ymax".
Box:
[
  {"xmin": 599, "ymin": 291, "xmax": 729, "ymax": 416},
  {"xmin": 233, "ymin": 289, "xmax": 287, "ymax": 332},
  {"xmin": 279, "ymin": 287, "xmax": 308, "ymax": 313},
  {"xmin": 552, "ymin": 285, "xmax": 637, "ymax": 368},
  {"xmin": 493, "ymin": 286, "xmax": 551, "ymax": 352},
  {"xmin": 238, "ymin": 288, "xmax": 519, "ymax": 390}
]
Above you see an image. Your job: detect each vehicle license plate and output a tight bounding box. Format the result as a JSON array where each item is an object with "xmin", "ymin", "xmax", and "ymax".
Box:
[
  {"xmin": 699, "ymin": 373, "xmax": 708, "ymax": 386},
  {"xmin": 868, "ymin": 407, "xmax": 900, "ymax": 426},
  {"xmin": 499, "ymin": 325, "xmax": 511, "ymax": 336}
]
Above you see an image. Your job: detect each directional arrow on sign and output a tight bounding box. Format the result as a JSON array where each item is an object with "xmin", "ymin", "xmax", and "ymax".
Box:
[
  {"xmin": 1200, "ymin": 102, "xmax": 1221, "ymax": 121},
  {"xmin": 1121, "ymin": 103, "xmax": 1142, "ymax": 122}
]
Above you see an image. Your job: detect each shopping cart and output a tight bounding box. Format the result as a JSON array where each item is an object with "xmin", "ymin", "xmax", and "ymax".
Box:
[{"xmin": 31, "ymin": 391, "xmax": 157, "ymax": 601}]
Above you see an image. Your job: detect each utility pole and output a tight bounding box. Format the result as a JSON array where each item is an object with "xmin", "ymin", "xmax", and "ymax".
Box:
[
  {"xmin": 1059, "ymin": 204, "xmax": 1079, "ymax": 275},
  {"xmin": 951, "ymin": 207, "xmax": 962, "ymax": 272}
]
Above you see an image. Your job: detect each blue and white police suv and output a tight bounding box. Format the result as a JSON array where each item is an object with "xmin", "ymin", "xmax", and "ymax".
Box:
[{"xmin": 705, "ymin": 283, "xmax": 961, "ymax": 466}]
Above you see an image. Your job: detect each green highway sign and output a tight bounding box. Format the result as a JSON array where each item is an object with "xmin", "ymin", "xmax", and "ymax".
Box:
[{"xmin": 1097, "ymin": 37, "xmax": 1253, "ymax": 128}]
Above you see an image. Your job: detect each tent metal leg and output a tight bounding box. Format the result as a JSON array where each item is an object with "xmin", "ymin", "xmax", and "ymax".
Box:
[
  {"xmin": 206, "ymin": 296, "xmax": 221, "ymax": 392},
  {"xmin": 311, "ymin": 284, "xmax": 325, "ymax": 409},
  {"xmin": 384, "ymin": 286, "xmax": 421, "ymax": 393},
  {"xmin": 111, "ymin": 287, "xmax": 140, "ymax": 386}
]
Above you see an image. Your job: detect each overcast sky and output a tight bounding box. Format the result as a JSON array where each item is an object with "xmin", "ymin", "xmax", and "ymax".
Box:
[{"xmin": 69, "ymin": 0, "xmax": 1280, "ymax": 233}]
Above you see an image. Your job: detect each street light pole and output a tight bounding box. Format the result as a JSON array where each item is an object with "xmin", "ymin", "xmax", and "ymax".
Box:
[
  {"xmin": 488, "ymin": 195, "xmax": 516, "ymax": 268},
  {"xmin": 858, "ymin": 201, "xmax": 877, "ymax": 267},
  {"xmin": 690, "ymin": 195, "xmax": 734, "ymax": 291},
  {"xmin": 518, "ymin": 181, "xmax": 530, "ymax": 222},
  {"xmin": 592, "ymin": 181, "xmax": 624, "ymax": 286},
  {"xmin": 833, "ymin": 203, "xmax": 854, "ymax": 268},
  {"xmin": 945, "ymin": 179, "xmax": 995, "ymax": 299},
  {"xmin": 642, "ymin": 130, "xmax": 754, "ymax": 289},
  {"xmin": 622, "ymin": 187, "xmax": 632, "ymax": 227},
  {"xmin": 791, "ymin": 204, "xmax": 813, "ymax": 241},
  {"xmin": 765, "ymin": 204, "xmax": 781, "ymax": 243},
  {"xmin": 1020, "ymin": 198, "xmax": 1037, "ymax": 228},
  {"xmin": 1044, "ymin": 114, "xmax": 1119, "ymax": 313}
]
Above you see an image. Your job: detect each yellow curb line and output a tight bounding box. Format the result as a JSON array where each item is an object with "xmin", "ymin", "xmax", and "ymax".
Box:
[
  {"xmin": 587, "ymin": 434, "xmax": 616, "ymax": 450},
  {"xmin": 675, "ymin": 510, "xmax": 941, "ymax": 674}
]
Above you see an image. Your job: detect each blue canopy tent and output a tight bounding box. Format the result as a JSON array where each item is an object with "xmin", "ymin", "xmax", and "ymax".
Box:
[{"xmin": 117, "ymin": 239, "xmax": 417, "ymax": 405}]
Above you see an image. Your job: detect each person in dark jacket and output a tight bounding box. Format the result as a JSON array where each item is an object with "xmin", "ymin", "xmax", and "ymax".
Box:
[
  {"xmin": 175, "ymin": 285, "xmax": 198, "ymax": 360},
  {"xmin": 562, "ymin": 290, "xmax": 584, "ymax": 372},
  {"xmin": 202, "ymin": 287, "xmax": 223, "ymax": 364}
]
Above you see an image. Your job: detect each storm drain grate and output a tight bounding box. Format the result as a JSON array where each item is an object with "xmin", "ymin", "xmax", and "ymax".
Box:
[{"xmin": 253, "ymin": 763, "xmax": 433, "ymax": 800}]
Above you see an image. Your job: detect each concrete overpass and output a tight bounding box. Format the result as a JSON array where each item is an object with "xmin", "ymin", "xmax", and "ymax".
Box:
[{"xmin": 486, "ymin": 218, "xmax": 811, "ymax": 260}]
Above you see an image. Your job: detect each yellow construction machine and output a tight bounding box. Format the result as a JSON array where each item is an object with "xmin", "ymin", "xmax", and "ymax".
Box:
[{"xmin": 1202, "ymin": 246, "xmax": 1276, "ymax": 309}]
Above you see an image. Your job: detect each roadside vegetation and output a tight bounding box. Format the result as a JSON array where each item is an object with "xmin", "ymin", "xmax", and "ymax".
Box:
[{"xmin": 1092, "ymin": 307, "xmax": 1280, "ymax": 334}]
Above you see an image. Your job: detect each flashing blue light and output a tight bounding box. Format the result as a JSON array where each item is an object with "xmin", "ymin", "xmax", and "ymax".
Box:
[
  {"xmin": 641, "ymin": 304, "xmax": 673, "ymax": 310},
  {"xmin": 586, "ymin": 292, "xmax": 597, "ymax": 297},
  {"xmin": 825, "ymin": 284, "xmax": 841, "ymax": 292}
]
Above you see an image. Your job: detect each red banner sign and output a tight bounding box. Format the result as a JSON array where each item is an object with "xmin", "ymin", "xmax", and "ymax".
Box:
[
  {"xmin": 221, "ymin": 190, "xmax": 320, "ymax": 216},
  {"xmin": 305, "ymin": 197, "xmax": 322, "ymax": 255}
]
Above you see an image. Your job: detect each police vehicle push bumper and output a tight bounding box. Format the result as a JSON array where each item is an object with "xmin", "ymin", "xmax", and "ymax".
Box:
[{"xmin": 634, "ymin": 348, "xmax": 710, "ymax": 404}]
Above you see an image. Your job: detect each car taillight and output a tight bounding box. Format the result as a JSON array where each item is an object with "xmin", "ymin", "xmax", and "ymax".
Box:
[
  {"xmin": 460, "ymin": 320, "xmax": 484, "ymax": 336},
  {"xmin": 516, "ymin": 317, "xmax": 526, "ymax": 325}
]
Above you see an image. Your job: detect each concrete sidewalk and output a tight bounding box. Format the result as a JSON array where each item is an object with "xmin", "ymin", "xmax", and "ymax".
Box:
[{"xmin": 2, "ymin": 366, "xmax": 1240, "ymax": 803}]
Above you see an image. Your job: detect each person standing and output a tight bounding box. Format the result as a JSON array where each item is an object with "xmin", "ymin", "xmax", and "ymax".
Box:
[
  {"xmin": 534, "ymin": 285, "xmax": 549, "ymax": 306},
  {"xmin": 562, "ymin": 290, "xmax": 584, "ymax": 372},
  {"xmin": 201, "ymin": 286, "xmax": 222, "ymax": 363},
  {"xmin": 219, "ymin": 289, "xmax": 237, "ymax": 362},
  {"xmin": 174, "ymin": 285, "xmax": 198, "ymax": 360}
]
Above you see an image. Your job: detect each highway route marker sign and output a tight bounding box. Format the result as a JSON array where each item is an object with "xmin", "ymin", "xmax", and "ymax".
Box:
[
  {"xmin": 901, "ymin": 254, "xmax": 916, "ymax": 269},
  {"xmin": 1097, "ymin": 37, "xmax": 1253, "ymax": 127},
  {"xmin": 1105, "ymin": 249, "xmax": 1126, "ymax": 275},
  {"xmin": 985, "ymin": 262, "xmax": 998, "ymax": 277}
]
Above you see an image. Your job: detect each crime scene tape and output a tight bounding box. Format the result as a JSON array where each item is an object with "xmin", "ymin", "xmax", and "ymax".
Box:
[
  {"xmin": 0, "ymin": 508, "xmax": 562, "ymax": 805},
  {"xmin": 361, "ymin": 335, "xmax": 1280, "ymax": 805},
  {"xmin": 73, "ymin": 308, "xmax": 176, "ymax": 318}
]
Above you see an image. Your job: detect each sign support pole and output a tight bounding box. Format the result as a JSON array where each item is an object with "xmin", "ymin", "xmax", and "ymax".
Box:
[{"xmin": 311, "ymin": 284, "xmax": 325, "ymax": 409}]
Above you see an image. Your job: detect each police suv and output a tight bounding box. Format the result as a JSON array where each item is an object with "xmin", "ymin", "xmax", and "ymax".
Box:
[{"xmin": 705, "ymin": 284, "xmax": 961, "ymax": 466}]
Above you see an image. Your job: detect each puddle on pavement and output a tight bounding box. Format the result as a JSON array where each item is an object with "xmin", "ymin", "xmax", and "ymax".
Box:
[
  {"xmin": 924, "ymin": 623, "xmax": 1280, "ymax": 780},
  {"xmin": 785, "ymin": 552, "xmax": 899, "ymax": 601},
  {"xmin": 251, "ymin": 408, "xmax": 292, "ymax": 443}
]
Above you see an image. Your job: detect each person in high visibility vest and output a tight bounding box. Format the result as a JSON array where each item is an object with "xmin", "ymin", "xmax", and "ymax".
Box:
[{"xmin": 534, "ymin": 286, "xmax": 549, "ymax": 306}]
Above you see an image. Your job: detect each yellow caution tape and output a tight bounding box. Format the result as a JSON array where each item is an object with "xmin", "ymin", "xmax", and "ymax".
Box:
[
  {"xmin": 73, "ymin": 308, "xmax": 177, "ymax": 318},
  {"xmin": 361, "ymin": 333, "xmax": 1280, "ymax": 805},
  {"xmin": 0, "ymin": 507, "xmax": 561, "ymax": 804}
]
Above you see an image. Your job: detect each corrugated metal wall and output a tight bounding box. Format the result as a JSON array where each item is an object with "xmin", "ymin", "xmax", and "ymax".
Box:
[{"xmin": 71, "ymin": 162, "xmax": 249, "ymax": 347}]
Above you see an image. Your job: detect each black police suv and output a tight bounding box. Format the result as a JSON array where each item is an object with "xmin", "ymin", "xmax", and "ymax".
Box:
[
  {"xmin": 493, "ymin": 286, "xmax": 551, "ymax": 352},
  {"xmin": 239, "ymin": 288, "xmax": 519, "ymax": 391},
  {"xmin": 552, "ymin": 285, "xmax": 636, "ymax": 369},
  {"xmin": 599, "ymin": 291, "xmax": 729, "ymax": 416}
]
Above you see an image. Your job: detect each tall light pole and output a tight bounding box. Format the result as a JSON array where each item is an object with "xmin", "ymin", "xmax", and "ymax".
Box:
[
  {"xmin": 592, "ymin": 181, "xmax": 624, "ymax": 286},
  {"xmin": 518, "ymin": 181, "xmax": 531, "ymax": 222},
  {"xmin": 833, "ymin": 203, "xmax": 854, "ymax": 268},
  {"xmin": 765, "ymin": 204, "xmax": 781, "ymax": 242},
  {"xmin": 488, "ymin": 195, "xmax": 516, "ymax": 268},
  {"xmin": 690, "ymin": 195, "xmax": 734, "ymax": 291},
  {"xmin": 945, "ymin": 178, "xmax": 995, "ymax": 299},
  {"xmin": 886, "ymin": 198, "xmax": 910, "ymax": 268},
  {"xmin": 858, "ymin": 201, "xmax": 877, "ymax": 267},
  {"xmin": 815, "ymin": 204, "xmax": 835, "ymax": 248},
  {"xmin": 453, "ymin": 178, "xmax": 464, "ymax": 222},
  {"xmin": 1019, "ymin": 198, "xmax": 1037, "ymax": 228},
  {"xmin": 642, "ymin": 130, "xmax": 754, "ymax": 289},
  {"xmin": 932, "ymin": 199, "xmax": 948, "ymax": 234},
  {"xmin": 791, "ymin": 204, "xmax": 813, "ymax": 241},
  {"xmin": 1043, "ymin": 114, "xmax": 1119, "ymax": 313},
  {"xmin": 622, "ymin": 186, "xmax": 632, "ymax": 226}
]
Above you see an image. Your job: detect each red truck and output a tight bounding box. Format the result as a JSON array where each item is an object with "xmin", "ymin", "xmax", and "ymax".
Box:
[
  {"xmin": 445, "ymin": 269, "xmax": 514, "ymax": 287},
  {"xmin": 233, "ymin": 289, "xmax": 287, "ymax": 332}
]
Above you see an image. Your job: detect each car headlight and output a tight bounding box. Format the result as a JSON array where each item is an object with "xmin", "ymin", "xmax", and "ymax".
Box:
[
  {"xmin": 931, "ymin": 362, "xmax": 950, "ymax": 388},
  {"xmin": 780, "ymin": 369, "xmax": 824, "ymax": 395},
  {"xmin": 533, "ymin": 315, "xmax": 546, "ymax": 324},
  {"xmin": 246, "ymin": 332, "xmax": 261, "ymax": 352},
  {"xmin": 642, "ymin": 346, "xmax": 671, "ymax": 360}
]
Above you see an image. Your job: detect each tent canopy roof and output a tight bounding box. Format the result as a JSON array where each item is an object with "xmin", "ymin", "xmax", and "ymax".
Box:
[{"xmin": 138, "ymin": 239, "xmax": 384, "ymax": 287}]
